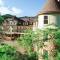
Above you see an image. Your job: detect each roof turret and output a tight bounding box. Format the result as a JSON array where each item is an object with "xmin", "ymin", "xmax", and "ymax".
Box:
[{"xmin": 38, "ymin": 0, "xmax": 60, "ymax": 15}]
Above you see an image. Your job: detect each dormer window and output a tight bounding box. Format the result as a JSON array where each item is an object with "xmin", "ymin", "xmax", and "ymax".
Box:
[{"xmin": 44, "ymin": 16, "xmax": 48, "ymax": 24}]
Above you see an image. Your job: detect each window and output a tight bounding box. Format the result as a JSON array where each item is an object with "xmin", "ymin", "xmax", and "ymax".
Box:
[
  {"xmin": 14, "ymin": 22, "xmax": 15, "ymax": 24},
  {"xmin": 44, "ymin": 16, "xmax": 48, "ymax": 24}
]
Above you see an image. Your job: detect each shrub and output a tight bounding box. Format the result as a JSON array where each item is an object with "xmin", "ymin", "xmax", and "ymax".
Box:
[{"xmin": 0, "ymin": 43, "xmax": 16, "ymax": 60}]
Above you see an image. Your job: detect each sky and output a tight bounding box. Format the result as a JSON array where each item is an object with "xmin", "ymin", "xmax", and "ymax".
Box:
[{"xmin": 0, "ymin": 0, "xmax": 46, "ymax": 17}]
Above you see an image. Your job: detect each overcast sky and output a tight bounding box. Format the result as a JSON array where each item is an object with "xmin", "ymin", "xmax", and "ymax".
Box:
[{"xmin": 0, "ymin": 0, "xmax": 46, "ymax": 17}]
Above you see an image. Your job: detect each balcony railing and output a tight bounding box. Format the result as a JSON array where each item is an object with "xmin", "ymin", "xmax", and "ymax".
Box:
[{"xmin": 3, "ymin": 25, "xmax": 33, "ymax": 33}]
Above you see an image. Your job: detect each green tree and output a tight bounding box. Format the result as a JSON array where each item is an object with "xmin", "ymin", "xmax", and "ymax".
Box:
[
  {"xmin": 2, "ymin": 14, "xmax": 13, "ymax": 19},
  {"xmin": 0, "ymin": 16, "xmax": 4, "ymax": 25}
]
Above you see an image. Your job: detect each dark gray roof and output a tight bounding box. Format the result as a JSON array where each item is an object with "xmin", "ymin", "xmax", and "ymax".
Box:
[
  {"xmin": 20, "ymin": 16, "xmax": 37, "ymax": 22},
  {"xmin": 38, "ymin": 0, "xmax": 60, "ymax": 15}
]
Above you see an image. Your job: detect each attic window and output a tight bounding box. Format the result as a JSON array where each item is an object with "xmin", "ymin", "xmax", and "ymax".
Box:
[{"xmin": 44, "ymin": 16, "xmax": 48, "ymax": 24}]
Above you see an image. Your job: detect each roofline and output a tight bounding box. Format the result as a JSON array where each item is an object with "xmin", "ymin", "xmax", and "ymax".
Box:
[{"xmin": 38, "ymin": 11, "xmax": 60, "ymax": 15}]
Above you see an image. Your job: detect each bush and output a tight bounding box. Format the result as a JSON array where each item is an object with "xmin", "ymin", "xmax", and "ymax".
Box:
[{"xmin": 0, "ymin": 43, "xmax": 16, "ymax": 60}]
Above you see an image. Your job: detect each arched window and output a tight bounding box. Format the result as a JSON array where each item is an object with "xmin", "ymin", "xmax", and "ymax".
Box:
[{"xmin": 44, "ymin": 16, "xmax": 48, "ymax": 24}]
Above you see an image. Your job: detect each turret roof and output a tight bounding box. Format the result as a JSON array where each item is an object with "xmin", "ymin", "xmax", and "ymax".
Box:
[{"xmin": 38, "ymin": 0, "xmax": 60, "ymax": 15}]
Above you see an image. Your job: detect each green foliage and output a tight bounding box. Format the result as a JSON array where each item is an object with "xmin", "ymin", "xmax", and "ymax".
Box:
[
  {"xmin": 17, "ymin": 30, "xmax": 34, "ymax": 55},
  {"xmin": 0, "ymin": 43, "xmax": 16, "ymax": 60},
  {"xmin": 41, "ymin": 28, "xmax": 60, "ymax": 47},
  {"xmin": 2, "ymin": 14, "xmax": 13, "ymax": 19},
  {"xmin": 0, "ymin": 16, "xmax": 4, "ymax": 25},
  {"xmin": 42, "ymin": 28, "xmax": 60, "ymax": 60},
  {"xmin": 17, "ymin": 28, "xmax": 60, "ymax": 60},
  {"xmin": 55, "ymin": 50, "xmax": 60, "ymax": 60},
  {"xmin": 33, "ymin": 29, "xmax": 44, "ymax": 48},
  {"xmin": 0, "ymin": 44, "xmax": 15, "ymax": 53},
  {"xmin": 28, "ymin": 52, "xmax": 38, "ymax": 60},
  {"xmin": 43, "ymin": 51, "xmax": 48, "ymax": 60},
  {"xmin": 17, "ymin": 29, "xmax": 38, "ymax": 60}
]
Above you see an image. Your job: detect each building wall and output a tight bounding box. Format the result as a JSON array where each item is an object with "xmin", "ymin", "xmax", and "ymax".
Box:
[
  {"xmin": 33, "ymin": 21, "xmax": 38, "ymax": 31},
  {"xmin": 6, "ymin": 18, "xmax": 17, "ymax": 25},
  {"xmin": 38, "ymin": 14, "xmax": 60, "ymax": 29}
]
